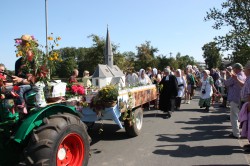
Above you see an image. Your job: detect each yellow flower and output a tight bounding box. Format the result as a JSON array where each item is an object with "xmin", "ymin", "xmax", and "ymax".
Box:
[
  {"xmin": 48, "ymin": 36, "xmax": 53, "ymax": 40},
  {"xmin": 25, "ymin": 43, "xmax": 30, "ymax": 47},
  {"xmin": 53, "ymin": 52, "xmax": 59, "ymax": 57},
  {"xmin": 56, "ymin": 44, "xmax": 59, "ymax": 46},
  {"xmin": 18, "ymin": 51, "xmax": 23, "ymax": 56},
  {"xmin": 56, "ymin": 37, "xmax": 61, "ymax": 40}
]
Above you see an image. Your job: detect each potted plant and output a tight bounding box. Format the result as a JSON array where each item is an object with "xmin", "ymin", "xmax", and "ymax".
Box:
[{"xmin": 98, "ymin": 84, "xmax": 119, "ymax": 107}]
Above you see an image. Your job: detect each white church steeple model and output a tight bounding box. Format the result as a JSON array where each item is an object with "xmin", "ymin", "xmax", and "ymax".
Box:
[
  {"xmin": 105, "ymin": 27, "xmax": 113, "ymax": 68},
  {"xmin": 91, "ymin": 27, "xmax": 125, "ymax": 88}
]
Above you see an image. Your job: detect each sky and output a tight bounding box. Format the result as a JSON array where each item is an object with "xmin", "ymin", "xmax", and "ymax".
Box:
[{"xmin": 0, "ymin": 0, "xmax": 229, "ymax": 70}]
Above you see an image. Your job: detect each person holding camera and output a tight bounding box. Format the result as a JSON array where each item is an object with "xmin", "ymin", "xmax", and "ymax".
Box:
[
  {"xmin": 198, "ymin": 70, "xmax": 217, "ymax": 112},
  {"xmin": 224, "ymin": 63, "xmax": 246, "ymax": 139}
]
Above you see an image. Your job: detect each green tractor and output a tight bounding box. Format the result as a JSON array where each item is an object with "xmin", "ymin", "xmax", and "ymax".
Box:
[{"xmin": 0, "ymin": 72, "xmax": 90, "ymax": 166}]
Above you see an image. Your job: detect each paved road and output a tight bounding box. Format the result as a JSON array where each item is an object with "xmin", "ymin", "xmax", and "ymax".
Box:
[{"xmin": 88, "ymin": 94, "xmax": 250, "ymax": 166}]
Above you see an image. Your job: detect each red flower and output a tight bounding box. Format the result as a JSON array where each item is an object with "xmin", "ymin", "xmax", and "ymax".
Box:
[
  {"xmin": 77, "ymin": 86, "xmax": 85, "ymax": 95},
  {"xmin": 70, "ymin": 84, "xmax": 85, "ymax": 95},
  {"xmin": 13, "ymin": 85, "xmax": 20, "ymax": 91},
  {"xmin": 27, "ymin": 50, "xmax": 34, "ymax": 61}
]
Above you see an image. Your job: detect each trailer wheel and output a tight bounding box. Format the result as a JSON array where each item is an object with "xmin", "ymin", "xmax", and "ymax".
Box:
[
  {"xmin": 23, "ymin": 112, "xmax": 90, "ymax": 166},
  {"xmin": 124, "ymin": 107, "xmax": 143, "ymax": 137}
]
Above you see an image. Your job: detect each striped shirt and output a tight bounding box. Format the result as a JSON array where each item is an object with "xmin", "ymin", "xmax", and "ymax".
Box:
[
  {"xmin": 241, "ymin": 76, "xmax": 250, "ymax": 102},
  {"xmin": 224, "ymin": 71, "xmax": 246, "ymax": 104}
]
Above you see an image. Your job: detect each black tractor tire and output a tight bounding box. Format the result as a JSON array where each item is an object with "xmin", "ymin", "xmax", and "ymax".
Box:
[
  {"xmin": 23, "ymin": 112, "xmax": 90, "ymax": 166},
  {"xmin": 124, "ymin": 107, "xmax": 143, "ymax": 137}
]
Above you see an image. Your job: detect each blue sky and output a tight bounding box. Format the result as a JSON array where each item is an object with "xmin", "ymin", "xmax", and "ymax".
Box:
[{"xmin": 1, "ymin": 0, "xmax": 228, "ymax": 70}]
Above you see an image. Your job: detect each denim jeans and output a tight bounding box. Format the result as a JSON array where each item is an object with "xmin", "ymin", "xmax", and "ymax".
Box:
[{"xmin": 5, "ymin": 85, "xmax": 31, "ymax": 105}]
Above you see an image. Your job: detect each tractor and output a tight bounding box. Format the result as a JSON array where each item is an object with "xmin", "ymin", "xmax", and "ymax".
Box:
[{"xmin": 0, "ymin": 72, "xmax": 90, "ymax": 166}]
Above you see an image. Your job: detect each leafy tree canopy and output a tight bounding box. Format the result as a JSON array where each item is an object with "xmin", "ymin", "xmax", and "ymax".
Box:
[
  {"xmin": 202, "ymin": 42, "xmax": 222, "ymax": 69},
  {"xmin": 204, "ymin": 0, "xmax": 250, "ymax": 65}
]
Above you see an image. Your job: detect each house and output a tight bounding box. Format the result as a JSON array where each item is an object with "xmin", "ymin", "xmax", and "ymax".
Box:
[{"xmin": 91, "ymin": 28, "xmax": 125, "ymax": 88}]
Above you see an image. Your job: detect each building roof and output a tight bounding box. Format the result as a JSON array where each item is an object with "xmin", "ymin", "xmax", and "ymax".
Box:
[{"xmin": 92, "ymin": 64, "xmax": 124, "ymax": 78}]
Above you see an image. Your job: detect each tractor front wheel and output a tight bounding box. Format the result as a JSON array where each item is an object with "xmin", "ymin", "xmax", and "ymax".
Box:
[{"xmin": 23, "ymin": 112, "xmax": 90, "ymax": 166}]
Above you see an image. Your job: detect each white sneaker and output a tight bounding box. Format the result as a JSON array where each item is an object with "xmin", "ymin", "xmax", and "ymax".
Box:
[{"xmin": 186, "ymin": 101, "xmax": 190, "ymax": 104}]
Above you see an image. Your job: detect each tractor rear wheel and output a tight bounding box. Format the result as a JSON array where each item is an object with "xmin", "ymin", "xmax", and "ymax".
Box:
[{"xmin": 23, "ymin": 112, "xmax": 90, "ymax": 166}]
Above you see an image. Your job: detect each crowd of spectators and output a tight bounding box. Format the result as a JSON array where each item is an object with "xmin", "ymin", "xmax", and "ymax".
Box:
[{"xmin": 124, "ymin": 62, "xmax": 250, "ymax": 141}]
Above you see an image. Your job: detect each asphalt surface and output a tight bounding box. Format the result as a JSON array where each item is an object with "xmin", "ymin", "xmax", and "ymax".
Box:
[{"xmin": 87, "ymin": 93, "xmax": 250, "ymax": 166}]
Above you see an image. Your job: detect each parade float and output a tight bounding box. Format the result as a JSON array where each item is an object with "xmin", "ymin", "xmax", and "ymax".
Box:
[
  {"xmin": 0, "ymin": 30, "xmax": 158, "ymax": 166},
  {"xmin": 78, "ymin": 28, "xmax": 158, "ymax": 136},
  {"xmin": 81, "ymin": 84, "xmax": 157, "ymax": 136}
]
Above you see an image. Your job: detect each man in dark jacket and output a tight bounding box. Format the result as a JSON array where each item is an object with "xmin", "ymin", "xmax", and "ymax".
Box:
[{"xmin": 159, "ymin": 68, "xmax": 178, "ymax": 117}]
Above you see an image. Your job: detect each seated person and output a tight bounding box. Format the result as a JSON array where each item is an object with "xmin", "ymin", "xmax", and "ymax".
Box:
[
  {"xmin": 0, "ymin": 63, "xmax": 15, "ymax": 87},
  {"xmin": 82, "ymin": 70, "xmax": 92, "ymax": 88},
  {"xmin": 69, "ymin": 69, "xmax": 79, "ymax": 83},
  {"xmin": 6, "ymin": 35, "xmax": 37, "ymax": 113}
]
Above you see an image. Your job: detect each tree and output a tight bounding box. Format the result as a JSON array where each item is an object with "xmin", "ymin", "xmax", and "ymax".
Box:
[
  {"xmin": 135, "ymin": 41, "xmax": 158, "ymax": 69},
  {"xmin": 202, "ymin": 42, "xmax": 222, "ymax": 69},
  {"xmin": 77, "ymin": 34, "xmax": 122, "ymax": 75},
  {"xmin": 54, "ymin": 47, "xmax": 78, "ymax": 78},
  {"xmin": 77, "ymin": 47, "xmax": 90, "ymax": 77},
  {"xmin": 231, "ymin": 44, "xmax": 250, "ymax": 65},
  {"xmin": 56, "ymin": 57, "xmax": 78, "ymax": 78},
  {"xmin": 204, "ymin": 0, "xmax": 250, "ymax": 62},
  {"xmin": 175, "ymin": 54, "xmax": 196, "ymax": 70},
  {"xmin": 113, "ymin": 52, "xmax": 127, "ymax": 71}
]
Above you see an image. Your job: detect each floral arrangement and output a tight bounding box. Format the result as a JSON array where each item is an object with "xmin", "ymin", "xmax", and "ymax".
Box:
[
  {"xmin": 15, "ymin": 33, "xmax": 62, "ymax": 84},
  {"xmin": 66, "ymin": 83, "xmax": 85, "ymax": 99},
  {"xmin": 98, "ymin": 84, "xmax": 118, "ymax": 102},
  {"xmin": 89, "ymin": 84, "xmax": 119, "ymax": 112}
]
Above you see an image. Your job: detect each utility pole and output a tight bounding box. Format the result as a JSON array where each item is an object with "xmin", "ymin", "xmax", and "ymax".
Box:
[
  {"xmin": 45, "ymin": 0, "xmax": 50, "ymax": 78},
  {"xmin": 45, "ymin": 0, "xmax": 48, "ymax": 56}
]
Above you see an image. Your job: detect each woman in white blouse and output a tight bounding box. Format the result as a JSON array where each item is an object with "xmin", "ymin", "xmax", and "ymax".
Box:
[
  {"xmin": 175, "ymin": 69, "xmax": 187, "ymax": 110},
  {"xmin": 138, "ymin": 69, "xmax": 152, "ymax": 85}
]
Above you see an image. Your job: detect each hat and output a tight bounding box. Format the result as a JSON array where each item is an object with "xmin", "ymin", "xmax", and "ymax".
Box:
[
  {"xmin": 245, "ymin": 61, "xmax": 250, "ymax": 70},
  {"xmin": 232, "ymin": 63, "xmax": 243, "ymax": 70},
  {"xmin": 15, "ymin": 34, "xmax": 33, "ymax": 41},
  {"xmin": 15, "ymin": 34, "xmax": 38, "ymax": 45},
  {"xmin": 226, "ymin": 66, "xmax": 232, "ymax": 70}
]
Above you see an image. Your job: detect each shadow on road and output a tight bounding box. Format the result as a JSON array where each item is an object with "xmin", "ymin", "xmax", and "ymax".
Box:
[
  {"xmin": 152, "ymin": 98, "xmax": 248, "ymax": 159},
  {"xmin": 175, "ymin": 113, "xmax": 229, "ymax": 125},
  {"xmin": 88, "ymin": 123, "xmax": 128, "ymax": 146},
  {"xmin": 152, "ymin": 144, "xmax": 244, "ymax": 157}
]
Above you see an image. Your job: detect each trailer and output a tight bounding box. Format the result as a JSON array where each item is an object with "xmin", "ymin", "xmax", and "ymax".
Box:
[{"xmin": 81, "ymin": 84, "xmax": 158, "ymax": 137}]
